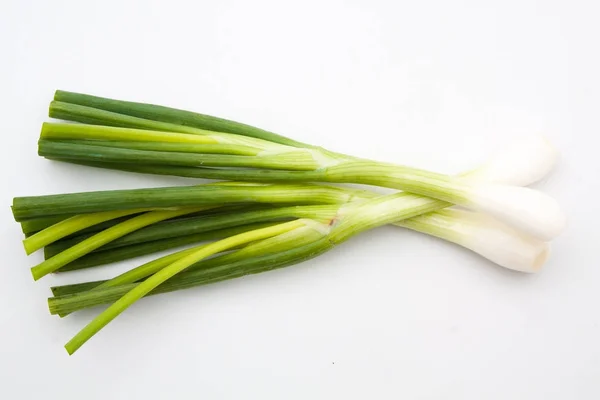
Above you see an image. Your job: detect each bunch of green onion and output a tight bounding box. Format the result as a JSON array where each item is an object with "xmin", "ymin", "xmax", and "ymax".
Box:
[{"xmin": 12, "ymin": 91, "xmax": 566, "ymax": 355}]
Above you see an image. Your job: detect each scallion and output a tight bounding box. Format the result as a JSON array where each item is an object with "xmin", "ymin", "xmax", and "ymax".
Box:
[
  {"xmin": 10, "ymin": 91, "xmax": 568, "ymax": 355},
  {"xmin": 40, "ymin": 91, "xmax": 565, "ymax": 240}
]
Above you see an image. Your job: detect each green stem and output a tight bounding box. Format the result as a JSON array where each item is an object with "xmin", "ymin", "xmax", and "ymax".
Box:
[
  {"xmin": 12, "ymin": 183, "xmax": 361, "ymax": 221},
  {"xmin": 23, "ymin": 208, "xmax": 150, "ymax": 255},
  {"xmin": 49, "ymin": 230, "xmax": 333, "ymax": 316},
  {"xmin": 47, "ymin": 193, "xmax": 439, "ymax": 314},
  {"xmin": 44, "ymin": 205, "xmax": 339, "ymax": 260},
  {"xmin": 59, "ymin": 139, "xmax": 263, "ymax": 156},
  {"xmin": 41, "ymin": 122, "xmax": 218, "ymax": 144},
  {"xmin": 50, "ymin": 101, "xmax": 219, "ymax": 136},
  {"xmin": 20, "ymin": 215, "xmax": 74, "ymax": 235},
  {"xmin": 99, "ymin": 218, "xmax": 328, "ymax": 290},
  {"xmin": 39, "ymin": 138, "xmax": 468, "ymax": 206},
  {"xmin": 96, "ymin": 247, "xmax": 201, "ymax": 289},
  {"xmin": 57, "ymin": 222, "xmax": 279, "ymax": 272},
  {"xmin": 31, "ymin": 207, "xmax": 205, "ymax": 280},
  {"xmin": 42, "ymin": 150, "xmax": 468, "ymax": 204},
  {"xmin": 42, "ymin": 157, "xmax": 329, "ymax": 182},
  {"xmin": 22, "ymin": 214, "xmax": 142, "ymax": 238},
  {"xmin": 327, "ymin": 193, "xmax": 450, "ymax": 244},
  {"xmin": 52, "ymin": 281, "xmax": 104, "ymax": 297},
  {"xmin": 22, "ymin": 206, "xmax": 243, "ymax": 238},
  {"xmin": 323, "ymin": 160, "xmax": 467, "ymax": 204},
  {"xmin": 39, "ymin": 139, "xmax": 322, "ymax": 171},
  {"xmin": 44, "ymin": 92, "xmax": 489, "ymax": 214},
  {"xmin": 64, "ymin": 219, "xmax": 314, "ymax": 354},
  {"xmin": 53, "ymin": 90, "xmax": 310, "ymax": 148}
]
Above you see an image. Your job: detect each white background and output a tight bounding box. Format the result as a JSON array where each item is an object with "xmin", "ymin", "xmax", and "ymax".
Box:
[{"xmin": 1, "ymin": 0, "xmax": 599, "ymax": 398}]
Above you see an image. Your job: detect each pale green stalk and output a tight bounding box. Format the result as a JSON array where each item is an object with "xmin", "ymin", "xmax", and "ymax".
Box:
[
  {"xmin": 43, "ymin": 92, "xmax": 566, "ymax": 241},
  {"xmin": 12, "ymin": 183, "xmax": 364, "ymax": 221},
  {"xmin": 94, "ymin": 247, "xmax": 200, "ymax": 290},
  {"xmin": 31, "ymin": 207, "xmax": 209, "ymax": 280},
  {"xmin": 97, "ymin": 215, "xmax": 331, "ymax": 290},
  {"xmin": 23, "ymin": 209, "xmax": 150, "ymax": 255},
  {"xmin": 41, "ymin": 122, "xmax": 219, "ymax": 144},
  {"xmin": 65, "ymin": 219, "xmax": 318, "ymax": 355},
  {"xmin": 41, "ymin": 122, "xmax": 312, "ymax": 154}
]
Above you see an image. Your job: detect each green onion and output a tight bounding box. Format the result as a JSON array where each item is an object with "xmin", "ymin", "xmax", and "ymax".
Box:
[
  {"xmin": 40, "ymin": 133, "xmax": 559, "ymax": 288},
  {"xmin": 23, "ymin": 208, "xmax": 150, "ymax": 255},
  {"xmin": 59, "ymin": 182, "xmax": 555, "ymax": 354},
  {"xmin": 12, "ymin": 183, "xmax": 363, "ymax": 221},
  {"xmin": 49, "ymin": 199, "xmax": 551, "ymax": 318},
  {"xmin": 9, "ymin": 91, "xmax": 567, "ymax": 355},
  {"xmin": 20, "ymin": 215, "xmax": 75, "ymax": 235},
  {"xmin": 43, "ymin": 92, "xmax": 565, "ymax": 240},
  {"xmin": 58, "ymin": 222, "xmax": 279, "ymax": 272},
  {"xmin": 43, "ymin": 205, "xmax": 339, "ymax": 260},
  {"xmin": 24, "ymin": 205, "xmax": 246, "ymax": 239},
  {"xmin": 64, "ymin": 219, "xmax": 312, "ymax": 354},
  {"xmin": 51, "ymin": 92, "xmax": 309, "ymax": 147},
  {"xmin": 55, "ymin": 223, "xmax": 291, "ymax": 317},
  {"xmin": 41, "ymin": 141, "xmax": 564, "ymax": 241},
  {"xmin": 38, "ymin": 139, "xmax": 320, "ymax": 171},
  {"xmin": 49, "ymin": 235, "xmax": 334, "ymax": 309},
  {"xmin": 24, "ymin": 134, "xmax": 564, "ymax": 282},
  {"xmin": 42, "ymin": 157, "xmax": 327, "ymax": 182},
  {"xmin": 31, "ymin": 207, "xmax": 208, "ymax": 280},
  {"xmin": 56, "ymin": 138, "xmax": 263, "ymax": 155}
]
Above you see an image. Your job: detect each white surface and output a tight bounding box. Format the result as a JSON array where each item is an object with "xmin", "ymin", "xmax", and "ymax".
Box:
[{"xmin": 1, "ymin": 0, "xmax": 599, "ymax": 398}]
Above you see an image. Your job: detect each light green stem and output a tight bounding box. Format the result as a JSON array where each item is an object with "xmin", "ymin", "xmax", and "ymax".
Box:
[
  {"xmin": 94, "ymin": 247, "xmax": 200, "ymax": 290},
  {"xmin": 50, "ymin": 100, "xmax": 215, "ymax": 135},
  {"xmin": 96, "ymin": 219, "xmax": 329, "ymax": 290},
  {"xmin": 41, "ymin": 122, "xmax": 218, "ymax": 144},
  {"xmin": 31, "ymin": 207, "xmax": 209, "ymax": 280},
  {"xmin": 23, "ymin": 209, "xmax": 149, "ymax": 255},
  {"xmin": 51, "ymin": 91, "xmax": 310, "ymax": 148},
  {"xmin": 65, "ymin": 219, "xmax": 317, "ymax": 355},
  {"xmin": 66, "ymin": 139, "xmax": 263, "ymax": 156},
  {"xmin": 41, "ymin": 122, "xmax": 296, "ymax": 153}
]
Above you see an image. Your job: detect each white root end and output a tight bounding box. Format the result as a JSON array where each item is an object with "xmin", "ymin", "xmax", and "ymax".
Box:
[
  {"xmin": 467, "ymin": 184, "xmax": 567, "ymax": 241},
  {"xmin": 450, "ymin": 210, "xmax": 550, "ymax": 273},
  {"xmin": 464, "ymin": 134, "xmax": 558, "ymax": 186},
  {"xmin": 402, "ymin": 209, "xmax": 551, "ymax": 273}
]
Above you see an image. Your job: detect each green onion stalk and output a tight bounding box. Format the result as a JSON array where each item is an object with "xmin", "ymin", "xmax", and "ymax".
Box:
[
  {"xmin": 15, "ymin": 130, "xmax": 562, "ymax": 282},
  {"xmin": 14, "ymin": 183, "xmax": 373, "ymax": 281},
  {"xmin": 11, "ymin": 92, "xmax": 566, "ymax": 354},
  {"xmin": 14, "ymin": 140, "xmax": 557, "ymax": 354},
  {"xmin": 20, "ymin": 173, "xmax": 552, "ymax": 354},
  {"xmin": 40, "ymin": 91, "xmax": 565, "ymax": 241},
  {"xmin": 49, "ymin": 185, "xmax": 550, "ymax": 354}
]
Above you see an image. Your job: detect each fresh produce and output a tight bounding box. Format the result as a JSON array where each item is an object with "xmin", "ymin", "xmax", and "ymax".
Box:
[
  {"xmin": 11, "ymin": 91, "xmax": 566, "ymax": 354},
  {"xmin": 40, "ymin": 92, "xmax": 565, "ymax": 241}
]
